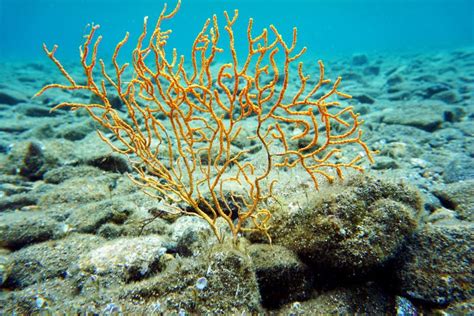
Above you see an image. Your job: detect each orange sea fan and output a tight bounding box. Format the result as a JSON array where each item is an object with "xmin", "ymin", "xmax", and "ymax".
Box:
[{"xmin": 35, "ymin": 0, "xmax": 375, "ymax": 243}]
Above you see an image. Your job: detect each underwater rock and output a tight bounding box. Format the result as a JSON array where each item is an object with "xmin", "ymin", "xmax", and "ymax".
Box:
[
  {"xmin": 124, "ymin": 204, "xmax": 173, "ymax": 237},
  {"xmin": 248, "ymin": 243, "xmax": 313, "ymax": 308},
  {"xmin": 442, "ymin": 300, "xmax": 474, "ymax": 315},
  {"xmin": 267, "ymin": 174, "xmax": 422, "ymax": 274},
  {"xmin": 0, "ymin": 175, "xmax": 47, "ymax": 212},
  {"xmin": 443, "ymin": 107, "xmax": 466, "ymax": 123},
  {"xmin": 170, "ymin": 215, "xmax": 215, "ymax": 241},
  {"xmin": 339, "ymin": 71, "xmax": 365, "ymax": 83},
  {"xmin": 0, "ymin": 250, "xmax": 9, "ymax": 288},
  {"xmin": 386, "ymin": 90, "xmax": 411, "ymax": 101},
  {"xmin": 363, "ymin": 65, "xmax": 380, "ymax": 76},
  {"xmin": 432, "ymin": 127, "xmax": 465, "ymax": 145},
  {"xmin": 0, "ymin": 191, "xmax": 39, "ymax": 212},
  {"xmin": 21, "ymin": 104, "xmax": 59, "ymax": 117},
  {"xmin": 394, "ymin": 296, "xmax": 418, "ymax": 315},
  {"xmin": 5, "ymin": 141, "xmax": 49, "ymax": 180},
  {"xmin": 0, "ymin": 90, "xmax": 27, "ymax": 105},
  {"xmin": 171, "ymin": 216, "xmax": 219, "ymax": 257},
  {"xmin": 381, "ymin": 141, "xmax": 411, "ymax": 159},
  {"xmin": 351, "ymin": 54, "xmax": 369, "ymax": 66},
  {"xmin": 432, "ymin": 90, "xmax": 460, "ymax": 104},
  {"xmin": 4, "ymin": 139, "xmax": 84, "ymax": 181},
  {"xmin": 97, "ymin": 222, "xmax": 129, "ymax": 239},
  {"xmin": 380, "ymin": 103, "xmax": 444, "ymax": 132},
  {"xmin": 0, "ymin": 278, "xmax": 79, "ymax": 314},
  {"xmin": 433, "ymin": 180, "xmax": 474, "ymax": 221},
  {"xmin": 0, "ymin": 211, "xmax": 59, "ymax": 250},
  {"xmin": 276, "ymin": 283, "xmax": 394, "ymax": 314},
  {"xmin": 370, "ymin": 124, "xmax": 432, "ymax": 145},
  {"xmin": 22, "ymin": 122, "xmax": 57, "ymax": 140},
  {"xmin": 84, "ymin": 153, "xmax": 131, "ymax": 174},
  {"xmin": 0, "ymin": 120, "xmax": 28, "ymax": 134},
  {"xmin": 371, "ymin": 156, "xmax": 400, "ymax": 170},
  {"xmin": 38, "ymin": 174, "xmax": 118, "ymax": 207},
  {"xmin": 421, "ymin": 82, "xmax": 451, "ymax": 99},
  {"xmin": 63, "ymin": 196, "xmax": 134, "ymax": 234},
  {"xmin": 57, "ymin": 121, "xmax": 96, "ymax": 141},
  {"xmin": 395, "ymin": 221, "xmax": 474, "ymax": 305},
  {"xmin": 78, "ymin": 235, "xmax": 169, "ymax": 284},
  {"xmin": 4, "ymin": 233, "xmax": 104, "ymax": 289},
  {"xmin": 442, "ymin": 156, "xmax": 474, "ymax": 183},
  {"xmin": 353, "ymin": 93, "xmax": 375, "ymax": 104},
  {"xmin": 175, "ymin": 225, "xmax": 210, "ymax": 257},
  {"xmin": 121, "ymin": 241, "xmax": 263, "ymax": 314},
  {"xmin": 378, "ymin": 141, "xmax": 425, "ymax": 165},
  {"xmin": 386, "ymin": 74, "xmax": 404, "ymax": 86},
  {"xmin": 43, "ymin": 165, "xmax": 106, "ymax": 184}
]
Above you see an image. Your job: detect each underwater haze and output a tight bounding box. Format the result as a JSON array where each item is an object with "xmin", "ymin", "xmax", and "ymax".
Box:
[{"xmin": 0, "ymin": 0, "xmax": 473, "ymax": 61}]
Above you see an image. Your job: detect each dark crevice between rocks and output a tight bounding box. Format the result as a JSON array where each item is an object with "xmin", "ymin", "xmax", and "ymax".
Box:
[
  {"xmin": 260, "ymin": 259, "xmax": 398, "ymax": 310},
  {"xmin": 86, "ymin": 155, "xmax": 130, "ymax": 174},
  {"xmin": 434, "ymin": 193, "xmax": 457, "ymax": 211},
  {"xmin": 384, "ymin": 253, "xmax": 453, "ymax": 313}
]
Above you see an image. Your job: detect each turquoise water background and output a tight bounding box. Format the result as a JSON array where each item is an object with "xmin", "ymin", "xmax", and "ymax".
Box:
[{"xmin": 0, "ymin": 0, "xmax": 473, "ymax": 62}]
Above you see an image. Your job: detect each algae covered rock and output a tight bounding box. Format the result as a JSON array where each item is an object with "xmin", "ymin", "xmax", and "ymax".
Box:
[
  {"xmin": 171, "ymin": 215, "xmax": 217, "ymax": 257},
  {"xmin": 121, "ymin": 240, "xmax": 263, "ymax": 314},
  {"xmin": 4, "ymin": 141, "xmax": 52, "ymax": 180},
  {"xmin": 63, "ymin": 196, "xmax": 134, "ymax": 234},
  {"xmin": 433, "ymin": 180, "xmax": 474, "ymax": 221},
  {"xmin": 1, "ymin": 239, "xmax": 263, "ymax": 315},
  {"xmin": 3, "ymin": 140, "xmax": 80, "ymax": 181},
  {"xmin": 78, "ymin": 235, "xmax": 169, "ymax": 285},
  {"xmin": 268, "ymin": 174, "xmax": 422, "ymax": 273},
  {"xmin": 0, "ymin": 211, "xmax": 59, "ymax": 250},
  {"xmin": 395, "ymin": 221, "xmax": 474, "ymax": 305},
  {"xmin": 4, "ymin": 233, "xmax": 105, "ymax": 289},
  {"xmin": 248, "ymin": 244, "xmax": 313, "ymax": 308},
  {"xmin": 38, "ymin": 175, "xmax": 116, "ymax": 207},
  {"xmin": 43, "ymin": 165, "xmax": 105, "ymax": 184},
  {"xmin": 276, "ymin": 283, "xmax": 395, "ymax": 314}
]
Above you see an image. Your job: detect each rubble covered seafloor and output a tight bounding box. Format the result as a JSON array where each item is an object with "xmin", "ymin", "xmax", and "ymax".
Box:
[{"xmin": 0, "ymin": 47, "xmax": 473, "ymax": 314}]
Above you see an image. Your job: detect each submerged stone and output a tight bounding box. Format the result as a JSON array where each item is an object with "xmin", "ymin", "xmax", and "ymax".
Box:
[
  {"xmin": 0, "ymin": 211, "xmax": 59, "ymax": 250},
  {"xmin": 267, "ymin": 174, "xmax": 422, "ymax": 274},
  {"xmin": 395, "ymin": 221, "xmax": 473, "ymax": 305},
  {"xmin": 248, "ymin": 243, "xmax": 313, "ymax": 308}
]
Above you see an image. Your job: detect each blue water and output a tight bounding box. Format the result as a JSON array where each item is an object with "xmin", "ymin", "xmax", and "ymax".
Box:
[{"xmin": 0, "ymin": 0, "xmax": 473, "ymax": 62}]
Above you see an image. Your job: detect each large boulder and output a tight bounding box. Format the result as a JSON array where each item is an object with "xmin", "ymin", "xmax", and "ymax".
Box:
[{"xmin": 268, "ymin": 175, "xmax": 422, "ymax": 274}]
